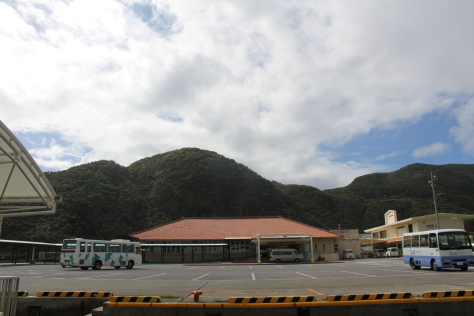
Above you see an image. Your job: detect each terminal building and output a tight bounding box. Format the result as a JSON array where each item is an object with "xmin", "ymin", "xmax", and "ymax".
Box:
[
  {"xmin": 131, "ymin": 216, "xmax": 342, "ymax": 263},
  {"xmin": 133, "ymin": 210, "xmax": 474, "ymax": 263},
  {"xmin": 363, "ymin": 210, "xmax": 474, "ymax": 251}
]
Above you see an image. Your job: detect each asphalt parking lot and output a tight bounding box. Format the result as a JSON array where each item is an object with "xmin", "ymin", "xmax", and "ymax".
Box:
[{"xmin": 2, "ymin": 258, "xmax": 474, "ymax": 302}]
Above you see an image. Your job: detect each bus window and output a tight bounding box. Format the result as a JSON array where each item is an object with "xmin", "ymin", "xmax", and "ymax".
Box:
[
  {"xmin": 94, "ymin": 243, "xmax": 107, "ymax": 252},
  {"xmin": 403, "ymin": 236, "xmax": 411, "ymax": 248},
  {"xmin": 87, "ymin": 243, "xmax": 92, "ymax": 252},
  {"xmin": 411, "ymin": 235, "xmax": 420, "ymax": 247},
  {"xmin": 429, "ymin": 233, "xmax": 437, "ymax": 248},
  {"xmin": 420, "ymin": 235, "xmax": 429, "ymax": 247},
  {"xmin": 80, "ymin": 242, "xmax": 86, "ymax": 252},
  {"xmin": 108, "ymin": 244, "xmax": 122, "ymax": 253},
  {"xmin": 123, "ymin": 244, "xmax": 134, "ymax": 253},
  {"xmin": 135, "ymin": 246, "xmax": 141, "ymax": 255}
]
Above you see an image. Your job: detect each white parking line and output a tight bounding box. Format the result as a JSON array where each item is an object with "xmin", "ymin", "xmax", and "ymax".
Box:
[
  {"xmin": 76, "ymin": 272, "xmax": 125, "ymax": 279},
  {"xmin": 134, "ymin": 273, "xmax": 167, "ymax": 280},
  {"xmin": 193, "ymin": 273, "xmax": 209, "ymax": 281},
  {"xmin": 296, "ymin": 272, "xmax": 317, "ymax": 279},
  {"xmin": 252, "ymin": 273, "xmax": 256, "ymax": 280},
  {"xmin": 220, "ymin": 267, "xmax": 225, "ymax": 269},
  {"xmin": 340, "ymin": 271, "xmax": 377, "ymax": 277}
]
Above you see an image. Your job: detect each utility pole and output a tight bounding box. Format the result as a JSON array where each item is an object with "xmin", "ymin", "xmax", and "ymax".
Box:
[{"xmin": 428, "ymin": 171, "xmax": 440, "ymax": 229}]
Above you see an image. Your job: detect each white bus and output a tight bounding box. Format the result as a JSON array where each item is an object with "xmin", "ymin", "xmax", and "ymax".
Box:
[
  {"xmin": 60, "ymin": 238, "xmax": 142, "ymax": 270},
  {"xmin": 402, "ymin": 229, "xmax": 474, "ymax": 271}
]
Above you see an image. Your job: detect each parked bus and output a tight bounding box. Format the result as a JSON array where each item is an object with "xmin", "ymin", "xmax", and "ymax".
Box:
[
  {"xmin": 60, "ymin": 238, "xmax": 142, "ymax": 270},
  {"xmin": 402, "ymin": 229, "xmax": 474, "ymax": 271}
]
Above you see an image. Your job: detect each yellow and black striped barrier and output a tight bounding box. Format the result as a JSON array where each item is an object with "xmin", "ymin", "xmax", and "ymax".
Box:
[
  {"xmin": 109, "ymin": 296, "xmax": 161, "ymax": 303},
  {"xmin": 423, "ymin": 290, "xmax": 474, "ymax": 298},
  {"xmin": 326, "ymin": 293, "xmax": 413, "ymax": 301},
  {"xmin": 228, "ymin": 296, "xmax": 317, "ymax": 303},
  {"xmin": 36, "ymin": 291, "xmax": 113, "ymax": 298},
  {"xmin": 0, "ymin": 291, "xmax": 28, "ymax": 296}
]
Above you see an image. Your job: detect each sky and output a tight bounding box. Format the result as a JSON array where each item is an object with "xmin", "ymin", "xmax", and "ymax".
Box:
[{"xmin": 1, "ymin": 0, "xmax": 473, "ymax": 190}]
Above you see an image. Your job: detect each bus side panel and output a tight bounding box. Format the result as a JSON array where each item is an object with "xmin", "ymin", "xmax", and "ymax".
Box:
[{"xmin": 91, "ymin": 251, "xmax": 141, "ymax": 267}]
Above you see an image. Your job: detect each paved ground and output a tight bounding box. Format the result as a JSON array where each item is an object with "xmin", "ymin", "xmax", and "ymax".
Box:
[{"xmin": 2, "ymin": 258, "xmax": 473, "ymax": 302}]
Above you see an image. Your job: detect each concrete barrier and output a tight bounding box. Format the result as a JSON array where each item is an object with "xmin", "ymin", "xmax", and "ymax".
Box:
[
  {"xmin": 326, "ymin": 292, "xmax": 413, "ymax": 301},
  {"xmin": 0, "ymin": 291, "xmax": 27, "ymax": 296},
  {"xmin": 98, "ymin": 298, "xmax": 474, "ymax": 316},
  {"xmin": 109, "ymin": 296, "xmax": 161, "ymax": 303},
  {"xmin": 36, "ymin": 291, "xmax": 113, "ymax": 297},
  {"xmin": 423, "ymin": 290, "xmax": 474, "ymax": 298},
  {"xmin": 228, "ymin": 296, "xmax": 317, "ymax": 303},
  {"xmin": 16, "ymin": 297, "xmax": 110, "ymax": 316},
  {"xmin": 13, "ymin": 292, "xmax": 474, "ymax": 316}
]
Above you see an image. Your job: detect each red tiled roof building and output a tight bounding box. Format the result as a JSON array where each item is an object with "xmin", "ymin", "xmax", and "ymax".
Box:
[{"xmin": 131, "ymin": 216, "xmax": 341, "ymax": 263}]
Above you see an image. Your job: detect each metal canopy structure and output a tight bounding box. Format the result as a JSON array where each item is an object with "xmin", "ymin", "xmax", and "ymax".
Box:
[{"xmin": 0, "ymin": 120, "xmax": 61, "ymax": 218}]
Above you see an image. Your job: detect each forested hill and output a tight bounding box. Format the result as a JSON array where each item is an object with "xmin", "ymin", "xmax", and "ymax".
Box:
[{"xmin": 2, "ymin": 148, "xmax": 474, "ymax": 242}]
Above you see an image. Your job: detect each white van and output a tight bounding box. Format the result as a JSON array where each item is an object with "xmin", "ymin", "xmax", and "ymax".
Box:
[
  {"xmin": 385, "ymin": 247, "xmax": 400, "ymax": 257},
  {"xmin": 269, "ymin": 249, "xmax": 303, "ymax": 263},
  {"xmin": 343, "ymin": 249, "xmax": 355, "ymax": 259}
]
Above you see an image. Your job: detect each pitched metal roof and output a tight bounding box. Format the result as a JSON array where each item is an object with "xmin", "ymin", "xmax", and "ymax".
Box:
[
  {"xmin": 0, "ymin": 120, "xmax": 61, "ymax": 217},
  {"xmin": 132, "ymin": 216, "xmax": 341, "ymax": 241}
]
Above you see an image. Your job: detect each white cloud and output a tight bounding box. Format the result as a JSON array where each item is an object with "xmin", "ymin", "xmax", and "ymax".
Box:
[
  {"xmin": 1, "ymin": 0, "xmax": 473, "ymax": 189},
  {"xmin": 412, "ymin": 142, "xmax": 452, "ymax": 158},
  {"xmin": 373, "ymin": 151, "xmax": 404, "ymax": 162},
  {"xmin": 450, "ymin": 99, "xmax": 474, "ymax": 155}
]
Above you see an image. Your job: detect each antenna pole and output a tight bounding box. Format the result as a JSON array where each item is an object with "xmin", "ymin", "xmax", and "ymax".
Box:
[{"xmin": 429, "ymin": 171, "xmax": 440, "ymax": 229}]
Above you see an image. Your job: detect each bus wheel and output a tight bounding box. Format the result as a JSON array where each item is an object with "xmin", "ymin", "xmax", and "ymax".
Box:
[
  {"xmin": 294, "ymin": 258, "xmax": 300, "ymax": 263},
  {"xmin": 92, "ymin": 261, "xmax": 102, "ymax": 270},
  {"xmin": 410, "ymin": 259, "xmax": 420, "ymax": 270},
  {"xmin": 114, "ymin": 266, "xmax": 121, "ymax": 269},
  {"xmin": 275, "ymin": 259, "xmax": 281, "ymax": 263},
  {"xmin": 431, "ymin": 259, "xmax": 441, "ymax": 271},
  {"xmin": 80, "ymin": 267, "xmax": 88, "ymax": 270},
  {"xmin": 126, "ymin": 261, "xmax": 134, "ymax": 269},
  {"xmin": 460, "ymin": 267, "xmax": 468, "ymax": 271}
]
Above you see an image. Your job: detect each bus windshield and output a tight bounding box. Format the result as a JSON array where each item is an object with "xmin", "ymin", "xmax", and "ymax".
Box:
[
  {"xmin": 62, "ymin": 239, "xmax": 77, "ymax": 250},
  {"xmin": 438, "ymin": 232, "xmax": 472, "ymax": 250}
]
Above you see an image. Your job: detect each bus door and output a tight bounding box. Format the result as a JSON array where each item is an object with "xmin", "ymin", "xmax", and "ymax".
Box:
[
  {"xmin": 78, "ymin": 241, "xmax": 92, "ymax": 264},
  {"xmin": 429, "ymin": 233, "xmax": 438, "ymax": 258}
]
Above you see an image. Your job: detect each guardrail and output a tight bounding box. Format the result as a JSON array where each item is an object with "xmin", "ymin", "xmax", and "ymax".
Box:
[{"xmin": 0, "ymin": 276, "xmax": 19, "ymax": 316}]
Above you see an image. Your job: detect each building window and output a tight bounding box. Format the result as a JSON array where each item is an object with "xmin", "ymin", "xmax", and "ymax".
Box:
[
  {"xmin": 165, "ymin": 247, "xmax": 181, "ymax": 254},
  {"xmin": 335, "ymin": 244, "xmax": 338, "ymax": 251},
  {"xmin": 230, "ymin": 241, "xmax": 247, "ymax": 252},
  {"xmin": 380, "ymin": 231, "xmax": 387, "ymax": 238},
  {"xmin": 323, "ymin": 244, "xmax": 325, "ymax": 251},
  {"xmin": 373, "ymin": 232, "xmax": 379, "ymax": 238}
]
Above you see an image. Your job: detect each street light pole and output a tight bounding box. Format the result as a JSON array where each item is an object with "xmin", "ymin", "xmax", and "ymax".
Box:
[{"xmin": 428, "ymin": 171, "xmax": 440, "ymax": 229}]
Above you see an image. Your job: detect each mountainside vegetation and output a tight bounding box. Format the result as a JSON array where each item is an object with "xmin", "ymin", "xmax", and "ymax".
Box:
[{"xmin": 2, "ymin": 148, "xmax": 473, "ymax": 242}]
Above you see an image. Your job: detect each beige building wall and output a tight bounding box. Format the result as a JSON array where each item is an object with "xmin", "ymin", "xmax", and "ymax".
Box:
[
  {"xmin": 312, "ymin": 238, "xmax": 339, "ymax": 261},
  {"xmin": 365, "ymin": 211, "xmax": 474, "ymax": 247},
  {"xmin": 331, "ymin": 229, "xmax": 361, "ymax": 259}
]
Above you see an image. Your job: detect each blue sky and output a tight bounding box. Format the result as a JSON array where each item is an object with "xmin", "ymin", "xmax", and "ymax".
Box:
[{"xmin": 1, "ymin": 0, "xmax": 473, "ymax": 190}]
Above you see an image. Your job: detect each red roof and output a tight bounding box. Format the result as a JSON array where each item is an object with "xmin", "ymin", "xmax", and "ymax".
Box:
[{"xmin": 132, "ymin": 217, "xmax": 340, "ymax": 241}]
